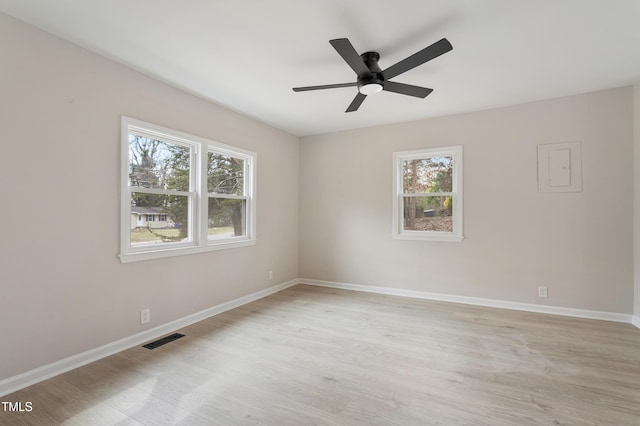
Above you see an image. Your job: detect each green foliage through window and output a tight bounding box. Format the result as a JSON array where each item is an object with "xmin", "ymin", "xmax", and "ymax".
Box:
[
  {"xmin": 402, "ymin": 156, "xmax": 453, "ymax": 231},
  {"xmin": 129, "ymin": 135, "xmax": 191, "ymax": 241}
]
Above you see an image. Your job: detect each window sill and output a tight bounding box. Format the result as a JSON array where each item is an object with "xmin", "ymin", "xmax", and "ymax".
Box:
[
  {"xmin": 119, "ymin": 239, "xmax": 256, "ymax": 263},
  {"xmin": 393, "ymin": 233, "xmax": 464, "ymax": 242}
]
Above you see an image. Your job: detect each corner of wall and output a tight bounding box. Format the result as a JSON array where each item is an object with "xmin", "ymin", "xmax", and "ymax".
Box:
[{"xmin": 634, "ymin": 83, "xmax": 640, "ymax": 320}]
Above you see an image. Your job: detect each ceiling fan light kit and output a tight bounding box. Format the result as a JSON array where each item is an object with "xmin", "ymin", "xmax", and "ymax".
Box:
[
  {"xmin": 293, "ymin": 37, "xmax": 453, "ymax": 112},
  {"xmin": 359, "ymin": 83, "xmax": 383, "ymax": 95}
]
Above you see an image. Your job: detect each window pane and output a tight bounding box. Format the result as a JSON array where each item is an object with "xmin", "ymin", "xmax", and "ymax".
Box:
[
  {"xmin": 130, "ymin": 192, "xmax": 190, "ymax": 246},
  {"xmin": 208, "ymin": 153, "xmax": 244, "ymax": 195},
  {"xmin": 402, "ymin": 156, "xmax": 453, "ymax": 193},
  {"xmin": 208, "ymin": 198, "xmax": 246, "ymax": 239},
  {"xmin": 403, "ymin": 196, "xmax": 453, "ymax": 232},
  {"xmin": 129, "ymin": 135, "xmax": 190, "ymax": 191}
]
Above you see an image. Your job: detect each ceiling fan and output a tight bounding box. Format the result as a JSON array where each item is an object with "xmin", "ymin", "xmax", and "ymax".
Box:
[{"xmin": 293, "ymin": 37, "xmax": 453, "ymax": 112}]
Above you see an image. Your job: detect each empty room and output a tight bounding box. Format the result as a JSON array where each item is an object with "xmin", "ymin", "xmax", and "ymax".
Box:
[{"xmin": 1, "ymin": 0, "xmax": 640, "ymax": 425}]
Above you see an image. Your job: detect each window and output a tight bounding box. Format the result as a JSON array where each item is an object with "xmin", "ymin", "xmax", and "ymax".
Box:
[
  {"xmin": 207, "ymin": 151, "xmax": 249, "ymax": 241},
  {"xmin": 120, "ymin": 117, "xmax": 256, "ymax": 262},
  {"xmin": 392, "ymin": 146, "xmax": 463, "ymax": 242}
]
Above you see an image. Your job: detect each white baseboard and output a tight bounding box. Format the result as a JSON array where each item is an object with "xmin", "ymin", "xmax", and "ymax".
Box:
[
  {"xmin": 299, "ymin": 278, "xmax": 633, "ymax": 324},
  {"xmin": 633, "ymin": 315, "xmax": 640, "ymax": 329},
  {"xmin": 0, "ymin": 279, "xmax": 298, "ymax": 398}
]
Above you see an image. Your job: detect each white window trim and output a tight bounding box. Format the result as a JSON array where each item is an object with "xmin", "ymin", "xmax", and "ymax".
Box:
[
  {"xmin": 120, "ymin": 116, "xmax": 256, "ymax": 263},
  {"xmin": 392, "ymin": 145, "xmax": 464, "ymax": 242}
]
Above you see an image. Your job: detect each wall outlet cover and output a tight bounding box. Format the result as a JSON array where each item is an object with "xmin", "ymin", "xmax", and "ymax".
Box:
[{"xmin": 140, "ymin": 309, "xmax": 150, "ymax": 324}]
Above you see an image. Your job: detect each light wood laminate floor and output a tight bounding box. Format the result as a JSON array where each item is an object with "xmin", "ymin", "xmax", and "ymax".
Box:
[{"xmin": 2, "ymin": 285, "xmax": 640, "ymax": 425}]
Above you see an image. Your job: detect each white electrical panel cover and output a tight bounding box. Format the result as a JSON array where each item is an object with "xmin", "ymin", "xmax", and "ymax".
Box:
[{"xmin": 537, "ymin": 141, "xmax": 582, "ymax": 193}]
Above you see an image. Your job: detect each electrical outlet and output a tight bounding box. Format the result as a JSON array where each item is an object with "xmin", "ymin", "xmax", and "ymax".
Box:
[
  {"xmin": 140, "ymin": 308, "xmax": 150, "ymax": 324},
  {"xmin": 538, "ymin": 286, "xmax": 548, "ymax": 298},
  {"xmin": 268, "ymin": 270, "xmax": 273, "ymax": 281}
]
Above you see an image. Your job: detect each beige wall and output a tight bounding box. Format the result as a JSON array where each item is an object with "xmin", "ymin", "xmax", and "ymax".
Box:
[
  {"xmin": 0, "ymin": 13, "xmax": 299, "ymax": 379},
  {"xmin": 635, "ymin": 84, "xmax": 640, "ymax": 320},
  {"xmin": 300, "ymin": 87, "xmax": 634, "ymax": 314}
]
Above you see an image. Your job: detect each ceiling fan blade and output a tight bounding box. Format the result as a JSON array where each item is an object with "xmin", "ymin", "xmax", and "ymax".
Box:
[
  {"xmin": 346, "ymin": 93, "xmax": 367, "ymax": 112},
  {"xmin": 293, "ymin": 82, "xmax": 357, "ymax": 92},
  {"xmin": 382, "ymin": 38, "xmax": 452, "ymax": 80},
  {"xmin": 383, "ymin": 81, "xmax": 433, "ymax": 98},
  {"xmin": 330, "ymin": 38, "xmax": 372, "ymax": 78}
]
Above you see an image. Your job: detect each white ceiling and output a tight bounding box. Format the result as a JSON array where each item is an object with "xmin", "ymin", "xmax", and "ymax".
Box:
[{"xmin": 2, "ymin": 0, "xmax": 640, "ymax": 136}]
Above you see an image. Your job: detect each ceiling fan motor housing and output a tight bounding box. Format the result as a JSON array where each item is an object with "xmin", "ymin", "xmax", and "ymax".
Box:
[{"xmin": 358, "ymin": 51, "xmax": 384, "ymax": 94}]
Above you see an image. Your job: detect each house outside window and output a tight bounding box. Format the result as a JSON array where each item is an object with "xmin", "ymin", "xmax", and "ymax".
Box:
[
  {"xmin": 392, "ymin": 146, "xmax": 463, "ymax": 242},
  {"xmin": 120, "ymin": 117, "xmax": 256, "ymax": 262}
]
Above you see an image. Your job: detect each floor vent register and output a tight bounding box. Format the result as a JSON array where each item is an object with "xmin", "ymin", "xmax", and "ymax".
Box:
[{"xmin": 143, "ymin": 333, "xmax": 185, "ymax": 350}]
